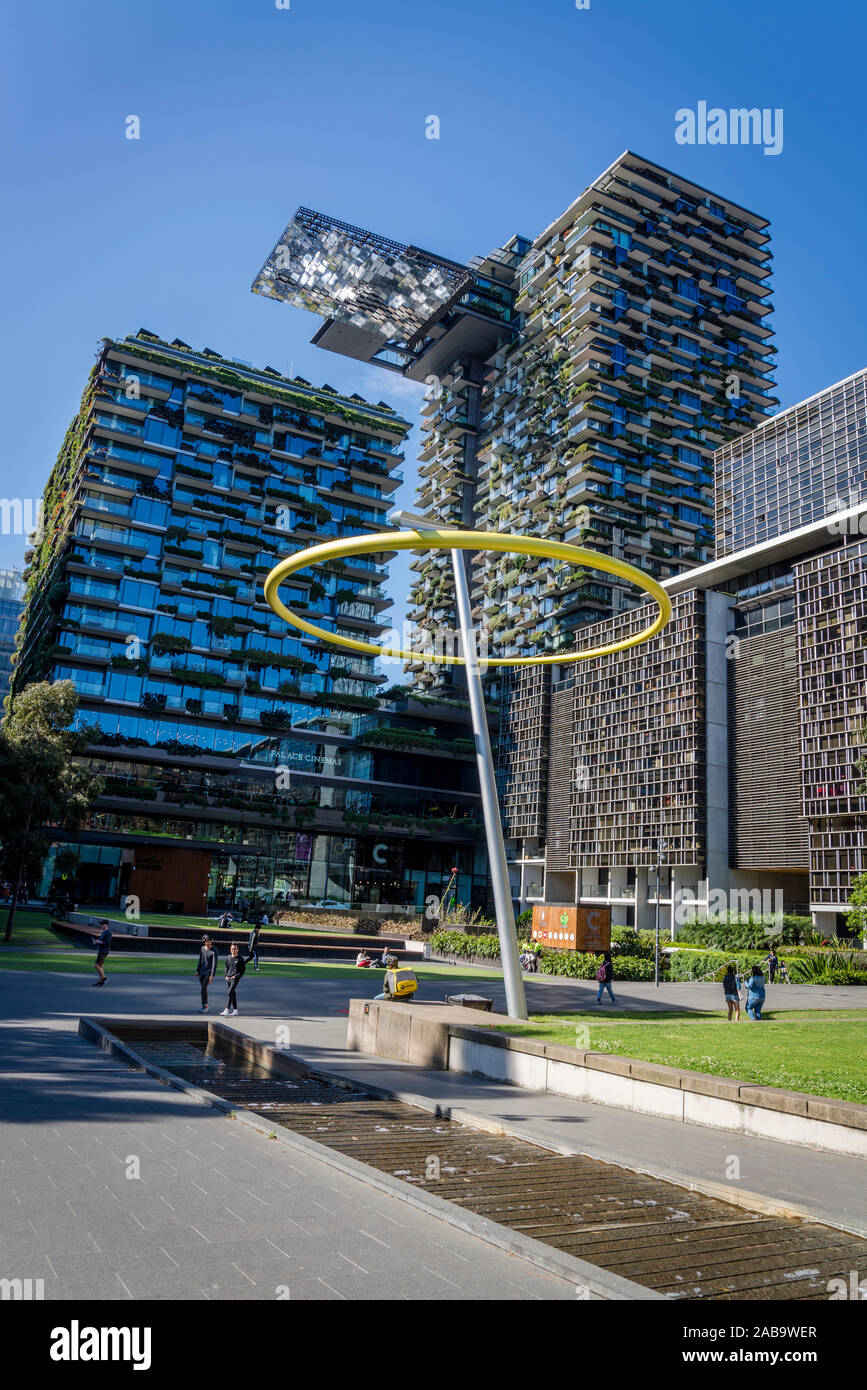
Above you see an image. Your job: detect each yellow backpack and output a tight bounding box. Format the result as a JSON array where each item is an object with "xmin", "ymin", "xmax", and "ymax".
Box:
[{"xmin": 386, "ymin": 966, "xmax": 418, "ymax": 998}]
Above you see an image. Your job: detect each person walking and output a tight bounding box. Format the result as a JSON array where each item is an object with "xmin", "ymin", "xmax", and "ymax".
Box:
[
  {"xmin": 722, "ymin": 962, "xmax": 741, "ymax": 1021},
  {"xmin": 764, "ymin": 947, "xmax": 779, "ymax": 983},
  {"xmin": 92, "ymin": 919, "xmax": 112, "ymax": 987},
  {"xmin": 247, "ymin": 917, "xmax": 262, "ymax": 971},
  {"xmin": 745, "ymin": 964, "xmax": 766, "ymax": 1021},
  {"xmin": 595, "ymin": 951, "xmax": 616, "ymax": 1004},
  {"xmin": 196, "ymin": 935, "xmax": 218, "ymax": 1013},
  {"xmin": 222, "ymin": 941, "xmax": 246, "ymax": 1016}
]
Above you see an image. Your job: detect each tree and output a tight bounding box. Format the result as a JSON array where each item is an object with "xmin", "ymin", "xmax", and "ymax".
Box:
[
  {"xmin": 0, "ymin": 681, "xmax": 102, "ymax": 942},
  {"xmin": 845, "ymin": 872, "xmax": 867, "ymax": 942}
]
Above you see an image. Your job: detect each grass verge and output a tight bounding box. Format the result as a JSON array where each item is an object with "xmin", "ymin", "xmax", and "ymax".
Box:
[
  {"xmin": 0, "ymin": 950, "xmax": 501, "ymax": 985},
  {"xmin": 496, "ymin": 1013, "xmax": 867, "ymax": 1104}
]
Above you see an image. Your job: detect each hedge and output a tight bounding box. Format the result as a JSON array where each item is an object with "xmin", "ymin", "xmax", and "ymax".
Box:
[
  {"xmin": 428, "ymin": 930, "xmax": 662, "ymax": 981},
  {"xmin": 675, "ymin": 915, "xmax": 814, "ymax": 949},
  {"xmin": 667, "ymin": 948, "xmax": 810, "ymax": 982}
]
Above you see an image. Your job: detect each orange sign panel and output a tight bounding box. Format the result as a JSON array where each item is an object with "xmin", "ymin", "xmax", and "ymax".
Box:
[{"xmin": 531, "ymin": 904, "xmax": 611, "ymax": 953}]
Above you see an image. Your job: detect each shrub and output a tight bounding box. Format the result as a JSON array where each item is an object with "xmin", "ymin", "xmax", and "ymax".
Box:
[
  {"xmin": 668, "ymin": 947, "xmax": 812, "ymax": 982},
  {"xmin": 259, "ymin": 711, "xmax": 292, "ymax": 731},
  {"xmin": 152, "ymin": 633, "xmax": 193, "ymax": 653},
  {"xmin": 786, "ymin": 953, "xmax": 867, "ymax": 986},
  {"xmin": 440, "ymin": 902, "xmax": 497, "ymax": 933},
  {"xmin": 546, "ymin": 952, "xmax": 659, "ymax": 982},
  {"xmin": 676, "ymin": 914, "xmax": 812, "ymax": 950},
  {"xmin": 428, "ymin": 931, "xmax": 662, "ymax": 981},
  {"xmin": 610, "ymin": 927, "xmax": 656, "ymax": 960},
  {"xmin": 430, "ymin": 930, "xmax": 501, "ymax": 959}
]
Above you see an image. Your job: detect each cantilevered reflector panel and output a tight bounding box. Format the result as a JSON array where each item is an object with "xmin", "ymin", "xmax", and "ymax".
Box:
[{"xmin": 252, "ymin": 207, "xmax": 473, "ymax": 344}]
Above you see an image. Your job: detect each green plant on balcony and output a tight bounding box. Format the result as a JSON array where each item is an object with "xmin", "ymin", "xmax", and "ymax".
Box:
[
  {"xmin": 313, "ymin": 690, "xmax": 378, "ymax": 713},
  {"xmin": 168, "ymin": 666, "xmax": 226, "ymax": 689},
  {"xmin": 151, "ymin": 632, "xmax": 192, "ymax": 655},
  {"xmin": 165, "ymin": 543, "xmax": 204, "ymax": 560},
  {"xmin": 259, "ymin": 710, "xmax": 292, "ymax": 731},
  {"xmin": 230, "ymin": 648, "xmax": 305, "ymax": 673}
]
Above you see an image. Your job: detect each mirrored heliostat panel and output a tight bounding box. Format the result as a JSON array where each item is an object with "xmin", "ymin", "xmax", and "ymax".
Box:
[{"xmin": 252, "ymin": 207, "xmax": 472, "ymax": 344}]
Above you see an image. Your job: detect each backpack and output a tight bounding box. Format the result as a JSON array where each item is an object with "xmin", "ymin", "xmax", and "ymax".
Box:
[
  {"xmin": 595, "ymin": 963, "xmax": 607, "ymax": 983},
  {"xmin": 386, "ymin": 967, "xmax": 418, "ymax": 998}
]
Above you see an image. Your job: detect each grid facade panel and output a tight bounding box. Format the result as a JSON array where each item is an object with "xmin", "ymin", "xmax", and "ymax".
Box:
[{"xmin": 794, "ymin": 539, "xmax": 867, "ymax": 904}]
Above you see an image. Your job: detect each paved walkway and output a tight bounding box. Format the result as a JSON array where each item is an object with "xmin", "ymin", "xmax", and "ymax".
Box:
[
  {"xmin": 3, "ymin": 967, "xmax": 866, "ymax": 1246},
  {"xmin": 0, "ymin": 974, "xmax": 580, "ymax": 1300}
]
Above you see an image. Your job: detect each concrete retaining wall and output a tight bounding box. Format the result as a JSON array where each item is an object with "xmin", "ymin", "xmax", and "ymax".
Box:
[{"xmin": 347, "ymin": 1000, "xmax": 867, "ymax": 1159}]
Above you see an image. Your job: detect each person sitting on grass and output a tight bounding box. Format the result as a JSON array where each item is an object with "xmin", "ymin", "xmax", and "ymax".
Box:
[
  {"xmin": 722, "ymin": 962, "xmax": 740, "ymax": 1021},
  {"xmin": 356, "ymin": 950, "xmax": 373, "ymax": 968},
  {"xmin": 745, "ymin": 964, "xmax": 766, "ymax": 1021}
]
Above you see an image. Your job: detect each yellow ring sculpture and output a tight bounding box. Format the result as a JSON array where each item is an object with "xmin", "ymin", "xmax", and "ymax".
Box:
[{"xmin": 263, "ymin": 528, "xmax": 671, "ymax": 668}]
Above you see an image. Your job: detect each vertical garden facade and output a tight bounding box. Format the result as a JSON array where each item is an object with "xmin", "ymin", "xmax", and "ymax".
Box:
[{"xmin": 13, "ymin": 332, "xmax": 487, "ymax": 912}]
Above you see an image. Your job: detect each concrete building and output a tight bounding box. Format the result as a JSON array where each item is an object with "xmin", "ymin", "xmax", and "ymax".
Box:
[
  {"xmin": 508, "ymin": 370, "xmax": 867, "ymax": 935},
  {"xmin": 252, "ymin": 152, "xmax": 775, "ymax": 689},
  {"xmin": 12, "ymin": 332, "xmax": 488, "ymax": 913}
]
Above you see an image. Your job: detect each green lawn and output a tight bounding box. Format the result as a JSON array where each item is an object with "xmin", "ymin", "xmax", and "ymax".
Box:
[
  {"xmin": 498, "ymin": 1013, "xmax": 867, "ymax": 1104},
  {"xmin": 127, "ymin": 912, "xmax": 364, "ymax": 936},
  {"xmin": 0, "ymin": 949, "xmax": 501, "ymax": 985},
  {"xmin": 0, "ymin": 908, "xmax": 402, "ymax": 941},
  {"xmin": 0, "ymin": 909, "xmax": 68, "ymax": 948}
]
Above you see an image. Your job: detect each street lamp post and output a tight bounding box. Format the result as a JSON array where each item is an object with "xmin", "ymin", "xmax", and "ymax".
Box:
[{"xmin": 654, "ymin": 836, "xmax": 668, "ymax": 988}]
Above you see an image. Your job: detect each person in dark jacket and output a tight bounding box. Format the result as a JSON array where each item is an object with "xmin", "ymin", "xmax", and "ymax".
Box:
[
  {"xmin": 222, "ymin": 942, "xmax": 246, "ymax": 1016},
  {"xmin": 247, "ymin": 918, "xmax": 262, "ymax": 971},
  {"xmin": 722, "ymin": 963, "xmax": 741, "ymax": 1021},
  {"xmin": 196, "ymin": 935, "xmax": 218, "ymax": 1013},
  {"xmin": 92, "ymin": 920, "xmax": 112, "ymax": 987},
  {"xmin": 763, "ymin": 947, "xmax": 779, "ymax": 983},
  {"xmin": 595, "ymin": 951, "xmax": 616, "ymax": 1004}
]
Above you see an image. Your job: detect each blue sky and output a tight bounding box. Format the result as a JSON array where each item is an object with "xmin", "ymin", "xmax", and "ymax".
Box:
[{"xmin": 1, "ymin": 0, "xmax": 864, "ymax": 623}]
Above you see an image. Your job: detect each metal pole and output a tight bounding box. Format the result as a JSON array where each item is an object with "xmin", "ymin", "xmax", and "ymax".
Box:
[
  {"xmin": 388, "ymin": 509, "xmax": 527, "ymax": 1020},
  {"xmin": 449, "ymin": 550, "xmax": 528, "ymax": 1021}
]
